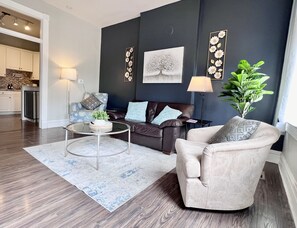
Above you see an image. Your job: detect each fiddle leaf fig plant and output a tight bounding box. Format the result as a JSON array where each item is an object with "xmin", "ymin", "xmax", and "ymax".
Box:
[{"xmin": 220, "ymin": 60, "xmax": 273, "ymax": 118}]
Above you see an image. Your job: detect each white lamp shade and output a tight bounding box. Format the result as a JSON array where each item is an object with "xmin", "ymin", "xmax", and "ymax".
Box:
[
  {"xmin": 61, "ymin": 68, "xmax": 77, "ymax": 81},
  {"xmin": 187, "ymin": 76, "xmax": 213, "ymax": 92}
]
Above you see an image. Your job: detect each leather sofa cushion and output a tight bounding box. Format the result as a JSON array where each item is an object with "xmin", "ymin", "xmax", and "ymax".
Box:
[
  {"xmin": 134, "ymin": 123, "xmax": 163, "ymax": 138},
  {"xmin": 114, "ymin": 119, "xmax": 140, "ymax": 132},
  {"xmin": 146, "ymin": 101, "xmax": 158, "ymax": 123}
]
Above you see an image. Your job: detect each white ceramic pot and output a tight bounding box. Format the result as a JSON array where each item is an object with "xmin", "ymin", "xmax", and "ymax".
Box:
[{"xmin": 94, "ymin": 119, "xmax": 106, "ymax": 126}]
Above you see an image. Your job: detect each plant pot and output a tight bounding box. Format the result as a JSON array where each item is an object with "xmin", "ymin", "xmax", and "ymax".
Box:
[
  {"xmin": 94, "ymin": 119, "xmax": 106, "ymax": 126},
  {"xmin": 89, "ymin": 121, "xmax": 112, "ymax": 133}
]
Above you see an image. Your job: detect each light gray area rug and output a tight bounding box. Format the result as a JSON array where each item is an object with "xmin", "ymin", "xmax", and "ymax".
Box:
[{"xmin": 24, "ymin": 136, "xmax": 176, "ymax": 212}]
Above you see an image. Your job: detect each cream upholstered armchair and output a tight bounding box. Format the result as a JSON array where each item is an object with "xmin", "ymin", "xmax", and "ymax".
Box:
[{"xmin": 175, "ymin": 121, "xmax": 280, "ymax": 211}]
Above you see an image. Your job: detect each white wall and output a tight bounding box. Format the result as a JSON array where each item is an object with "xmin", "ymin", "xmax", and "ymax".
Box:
[
  {"xmin": 279, "ymin": 123, "xmax": 297, "ymax": 226},
  {"xmin": 11, "ymin": 0, "xmax": 101, "ymax": 122},
  {"xmin": 283, "ymin": 124, "xmax": 297, "ymax": 184}
]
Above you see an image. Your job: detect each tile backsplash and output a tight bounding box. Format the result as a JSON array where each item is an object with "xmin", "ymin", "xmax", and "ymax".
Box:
[{"xmin": 0, "ymin": 69, "xmax": 38, "ymax": 90}]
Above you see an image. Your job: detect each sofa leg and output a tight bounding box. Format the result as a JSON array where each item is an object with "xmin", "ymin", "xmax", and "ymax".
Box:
[{"xmin": 162, "ymin": 150, "xmax": 172, "ymax": 155}]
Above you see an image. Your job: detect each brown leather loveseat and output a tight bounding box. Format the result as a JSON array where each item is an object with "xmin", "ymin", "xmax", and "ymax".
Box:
[{"xmin": 108, "ymin": 101, "xmax": 194, "ymax": 154}]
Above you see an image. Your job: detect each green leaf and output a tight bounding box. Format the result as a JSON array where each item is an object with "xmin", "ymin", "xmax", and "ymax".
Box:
[
  {"xmin": 254, "ymin": 60, "xmax": 265, "ymax": 67},
  {"xmin": 220, "ymin": 59, "xmax": 273, "ymax": 117},
  {"xmin": 258, "ymin": 76, "xmax": 270, "ymax": 84},
  {"xmin": 230, "ymin": 81, "xmax": 241, "ymax": 87},
  {"xmin": 262, "ymin": 90, "xmax": 274, "ymax": 95}
]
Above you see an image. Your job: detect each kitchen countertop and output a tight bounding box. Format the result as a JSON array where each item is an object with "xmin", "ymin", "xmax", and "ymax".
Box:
[
  {"xmin": 22, "ymin": 85, "xmax": 39, "ymax": 91},
  {"xmin": 0, "ymin": 89, "xmax": 21, "ymax": 92}
]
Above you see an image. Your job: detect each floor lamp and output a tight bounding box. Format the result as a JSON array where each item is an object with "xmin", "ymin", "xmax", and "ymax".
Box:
[
  {"xmin": 187, "ymin": 76, "xmax": 213, "ymax": 124},
  {"xmin": 61, "ymin": 68, "xmax": 77, "ymax": 116}
]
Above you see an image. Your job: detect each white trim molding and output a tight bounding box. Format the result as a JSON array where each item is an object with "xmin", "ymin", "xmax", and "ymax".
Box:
[
  {"xmin": 266, "ymin": 150, "xmax": 281, "ymax": 164},
  {"xmin": 46, "ymin": 119, "xmax": 69, "ymax": 129},
  {"xmin": 0, "ymin": 27, "xmax": 41, "ymax": 43},
  {"xmin": 279, "ymin": 155, "xmax": 297, "ymax": 226},
  {"xmin": 287, "ymin": 123, "xmax": 297, "ymax": 141},
  {"xmin": 0, "ymin": 0, "xmax": 49, "ymax": 129}
]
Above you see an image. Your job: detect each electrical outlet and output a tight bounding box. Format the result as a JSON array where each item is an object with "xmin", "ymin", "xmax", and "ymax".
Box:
[
  {"xmin": 77, "ymin": 78, "xmax": 84, "ymax": 84},
  {"xmin": 260, "ymin": 171, "xmax": 265, "ymax": 180}
]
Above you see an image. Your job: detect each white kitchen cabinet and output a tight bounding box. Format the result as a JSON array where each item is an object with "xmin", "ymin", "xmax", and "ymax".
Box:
[
  {"xmin": 0, "ymin": 45, "xmax": 6, "ymax": 77},
  {"xmin": 0, "ymin": 91, "xmax": 21, "ymax": 112},
  {"xmin": 6, "ymin": 47, "xmax": 33, "ymax": 72},
  {"xmin": 6, "ymin": 47, "xmax": 20, "ymax": 71},
  {"xmin": 0, "ymin": 92, "xmax": 10, "ymax": 111},
  {"xmin": 11, "ymin": 92, "xmax": 21, "ymax": 111},
  {"xmin": 31, "ymin": 52, "xmax": 40, "ymax": 80},
  {"xmin": 20, "ymin": 50, "xmax": 33, "ymax": 72}
]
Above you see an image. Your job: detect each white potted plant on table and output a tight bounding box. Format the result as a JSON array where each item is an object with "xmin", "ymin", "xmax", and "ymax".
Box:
[{"xmin": 91, "ymin": 110, "xmax": 110, "ymax": 126}]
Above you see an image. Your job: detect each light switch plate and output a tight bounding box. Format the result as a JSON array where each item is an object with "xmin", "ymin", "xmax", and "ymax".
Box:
[{"xmin": 77, "ymin": 78, "xmax": 84, "ymax": 84}]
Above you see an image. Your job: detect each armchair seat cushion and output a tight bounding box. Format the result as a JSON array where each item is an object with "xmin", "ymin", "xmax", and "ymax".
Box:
[
  {"xmin": 134, "ymin": 123, "xmax": 163, "ymax": 138},
  {"xmin": 176, "ymin": 139, "xmax": 208, "ymax": 178}
]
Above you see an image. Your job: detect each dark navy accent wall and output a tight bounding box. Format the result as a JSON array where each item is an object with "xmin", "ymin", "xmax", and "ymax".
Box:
[
  {"xmin": 99, "ymin": 18, "xmax": 140, "ymax": 109},
  {"xmin": 99, "ymin": 0, "xmax": 292, "ymax": 125},
  {"xmin": 195, "ymin": 0, "xmax": 292, "ymax": 125},
  {"xmin": 135, "ymin": 0, "xmax": 200, "ymax": 103}
]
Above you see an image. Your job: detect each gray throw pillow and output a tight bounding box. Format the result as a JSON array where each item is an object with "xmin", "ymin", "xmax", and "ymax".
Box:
[
  {"xmin": 208, "ymin": 116, "xmax": 260, "ymax": 144},
  {"xmin": 81, "ymin": 94, "xmax": 102, "ymax": 110}
]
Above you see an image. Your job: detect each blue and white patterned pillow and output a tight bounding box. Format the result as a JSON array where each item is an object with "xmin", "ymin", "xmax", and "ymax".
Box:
[
  {"xmin": 151, "ymin": 105, "xmax": 182, "ymax": 125},
  {"xmin": 125, "ymin": 101, "xmax": 148, "ymax": 122}
]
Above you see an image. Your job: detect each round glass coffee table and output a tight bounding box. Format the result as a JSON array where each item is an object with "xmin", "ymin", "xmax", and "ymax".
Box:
[{"xmin": 64, "ymin": 121, "xmax": 130, "ymax": 170}]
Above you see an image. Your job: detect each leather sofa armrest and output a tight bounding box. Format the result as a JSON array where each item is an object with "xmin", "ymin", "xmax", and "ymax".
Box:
[
  {"xmin": 107, "ymin": 111, "xmax": 126, "ymax": 120},
  {"xmin": 159, "ymin": 119, "xmax": 184, "ymax": 128}
]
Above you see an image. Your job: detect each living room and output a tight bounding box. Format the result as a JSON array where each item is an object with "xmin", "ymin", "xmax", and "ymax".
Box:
[{"xmin": 0, "ymin": 0, "xmax": 296, "ymax": 227}]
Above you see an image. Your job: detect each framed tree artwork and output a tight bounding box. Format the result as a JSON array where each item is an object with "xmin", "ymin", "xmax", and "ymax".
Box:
[{"xmin": 143, "ymin": 46, "xmax": 184, "ymax": 83}]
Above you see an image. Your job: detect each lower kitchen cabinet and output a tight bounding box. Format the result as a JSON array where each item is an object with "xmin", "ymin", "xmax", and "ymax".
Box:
[{"xmin": 0, "ymin": 91, "xmax": 21, "ymax": 113}]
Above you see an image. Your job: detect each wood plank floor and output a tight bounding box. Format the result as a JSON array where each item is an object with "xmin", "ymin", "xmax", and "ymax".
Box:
[{"xmin": 0, "ymin": 115, "xmax": 295, "ymax": 227}]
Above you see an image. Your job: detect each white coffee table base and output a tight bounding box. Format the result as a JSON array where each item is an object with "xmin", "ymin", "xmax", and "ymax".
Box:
[{"xmin": 64, "ymin": 123, "xmax": 130, "ymax": 170}]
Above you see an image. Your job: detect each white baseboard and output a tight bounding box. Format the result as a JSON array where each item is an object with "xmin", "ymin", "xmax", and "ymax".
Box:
[
  {"xmin": 46, "ymin": 119, "xmax": 69, "ymax": 128},
  {"xmin": 266, "ymin": 150, "xmax": 281, "ymax": 164},
  {"xmin": 279, "ymin": 155, "xmax": 297, "ymax": 226}
]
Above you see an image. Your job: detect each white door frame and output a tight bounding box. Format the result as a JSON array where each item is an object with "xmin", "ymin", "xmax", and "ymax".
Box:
[{"xmin": 0, "ymin": 0, "xmax": 49, "ymax": 129}]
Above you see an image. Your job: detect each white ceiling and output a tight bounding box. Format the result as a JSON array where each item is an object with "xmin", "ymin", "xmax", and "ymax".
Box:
[{"xmin": 42, "ymin": 0, "xmax": 180, "ymax": 27}]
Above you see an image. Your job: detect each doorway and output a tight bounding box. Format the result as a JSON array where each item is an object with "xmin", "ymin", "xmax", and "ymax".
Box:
[{"xmin": 0, "ymin": 0, "xmax": 49, "ymax": 129}]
